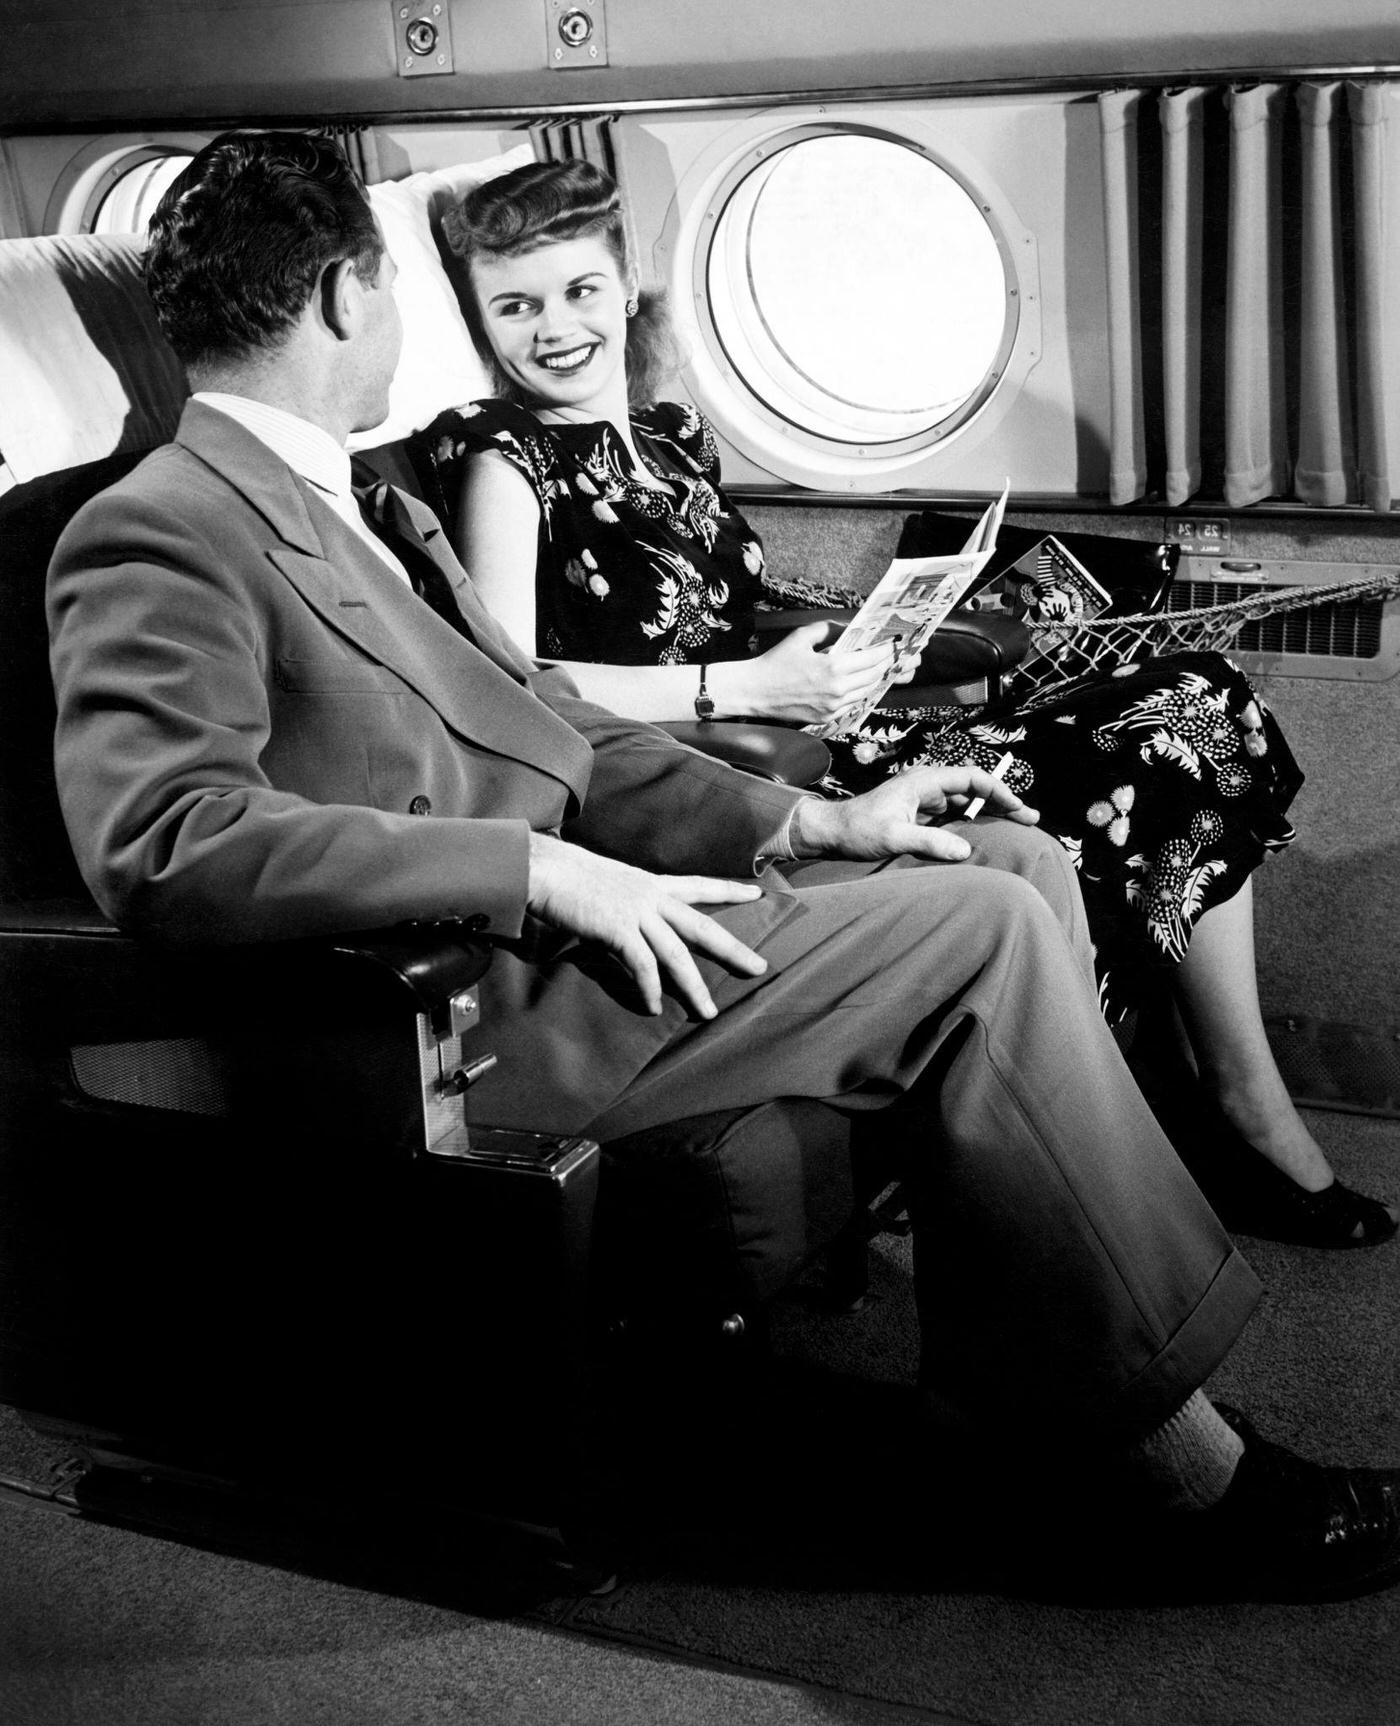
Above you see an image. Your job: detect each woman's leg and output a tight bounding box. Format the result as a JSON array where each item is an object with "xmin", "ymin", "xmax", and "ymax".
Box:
[{"xmin": 1175, "ymin": 879, "xmax": 1398, "ymax": 1228}]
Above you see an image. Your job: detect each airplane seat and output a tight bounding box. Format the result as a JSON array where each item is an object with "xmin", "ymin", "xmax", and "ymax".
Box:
[{"xmin": 0, "ymin": 222, "xmax": 882, "ymax": 1524}]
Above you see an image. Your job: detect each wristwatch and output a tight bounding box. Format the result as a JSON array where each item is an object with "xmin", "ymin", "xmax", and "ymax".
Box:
[{"xmin": 695, "ymin": 663, "xmax": 716, "ymax": 721}]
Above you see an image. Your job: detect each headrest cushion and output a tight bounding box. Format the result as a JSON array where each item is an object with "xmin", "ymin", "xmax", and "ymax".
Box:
[{"xmin": 0, "ymin": 144, "xmax": 534, "ymax": 485}]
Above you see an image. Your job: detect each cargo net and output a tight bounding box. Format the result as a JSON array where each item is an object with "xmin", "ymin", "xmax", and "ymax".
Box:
[
  {"xmin": 1014, "ymin": 570, "xmax": 1400, "ymax": 698},
  {"xmin": 761, "ymin": 572, "xmax": 866, "ymax": 611}
]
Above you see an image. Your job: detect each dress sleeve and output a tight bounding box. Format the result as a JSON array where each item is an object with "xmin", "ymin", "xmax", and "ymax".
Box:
[{"xmin": 407, "ymin": 399, "xmax": 560, "ymax": 527}]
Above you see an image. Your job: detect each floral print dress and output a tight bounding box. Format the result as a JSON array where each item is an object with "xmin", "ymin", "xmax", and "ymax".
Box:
[{"xmin": 410, "ymin": 398, "xmax": 1303, "ymax": 1022}]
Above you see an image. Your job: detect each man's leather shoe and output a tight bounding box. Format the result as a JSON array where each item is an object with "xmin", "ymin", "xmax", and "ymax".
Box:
[{"xmin": 1189, "ymin": 1405, "xmax": 1400, "ymax": 1601}]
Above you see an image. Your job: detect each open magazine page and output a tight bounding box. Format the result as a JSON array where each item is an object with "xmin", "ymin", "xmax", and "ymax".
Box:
[{"xmin": 806, "ymin": 482, "xmax": 1010, "ymax": 740}]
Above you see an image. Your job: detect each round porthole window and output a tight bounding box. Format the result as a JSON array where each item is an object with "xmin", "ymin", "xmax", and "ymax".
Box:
[
  {"xmin": 691, "ymin": 126, "xmax": 1022, "ymax": 471},
  {"xmin": 85, "ymin": 148, "xmax": 193, "ymax": 235},
  {"xmin": 43, "ymin": 135, "xmax": 209, "ymax": 237}
]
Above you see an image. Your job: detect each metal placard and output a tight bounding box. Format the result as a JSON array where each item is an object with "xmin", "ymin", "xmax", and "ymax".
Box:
[
  {"xmin": 391, "ymin": 0, "xmax": 455, "ymax": 78},
  {"xmin": 546, "ymin": 0, "xmax": 609, "ymax": 70},
  {"xmin": 1165, "ymin": 515, "xmax": 1231, "ymax": 556}
]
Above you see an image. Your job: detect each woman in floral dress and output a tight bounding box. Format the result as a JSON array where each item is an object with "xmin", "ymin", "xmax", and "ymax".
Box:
[{"xmin": 408, "ymin": 158, "xmax": 1394, "ymax": 1247}]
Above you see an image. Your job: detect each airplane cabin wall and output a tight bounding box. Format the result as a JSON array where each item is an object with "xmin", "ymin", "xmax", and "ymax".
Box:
[{"xmin": 4, "ymin": 4, "xmax": 1400, "ymax": 499}]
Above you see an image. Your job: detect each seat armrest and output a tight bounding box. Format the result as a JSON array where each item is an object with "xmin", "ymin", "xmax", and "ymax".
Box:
[
  {"xmin": 658, "ymin": 720, "xmax": 831, "ymax": 787},
  {"xmin": 0, "ymin": 898, "xmax": 492, "ymax": 1044},
  {"xmin": 927, "ymin": 609, "xmax": 1031, "ymax": 677},
  {"xmin": 0, "ymin": 898, "xmax": 594, "ymax": 1511},
  {"xmin": 754, "ymin": 604, "xmax": 1030, "ymax": 681}
]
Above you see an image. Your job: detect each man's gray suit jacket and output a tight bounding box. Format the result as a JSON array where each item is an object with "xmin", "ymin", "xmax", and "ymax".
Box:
[{"xmin": 47, "ymin": 401, "xmax": 809, "ymax": 1130}]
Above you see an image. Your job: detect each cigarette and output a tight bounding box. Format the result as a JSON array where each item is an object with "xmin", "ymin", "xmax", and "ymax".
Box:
[{"xmin": 962, "ymin": 750, "xmax": 1015, "ymax": 821}]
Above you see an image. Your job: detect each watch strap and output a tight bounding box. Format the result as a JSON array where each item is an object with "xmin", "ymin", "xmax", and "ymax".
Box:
[{"xmin": 695, "ymin": 663, "xmax": 716, "ymax": 721}]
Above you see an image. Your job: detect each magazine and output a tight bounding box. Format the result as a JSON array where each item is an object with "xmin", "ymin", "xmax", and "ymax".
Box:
[
  {"xmin": 993, "ymin": 534, "xmax": 1116, "ymax": 700},
  {"xmin": 999, "ymin": 534, "xmax": 1113, "ymax": 631},
  {"xmin": 806, "ymin": 482, "xmax": 1010, "ymax": 739}
]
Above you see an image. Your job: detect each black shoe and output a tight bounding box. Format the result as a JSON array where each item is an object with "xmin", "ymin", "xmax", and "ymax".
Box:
[
  {"xmin": 1193, "ymin": 1122, "xmax": 1397, "ymax": 1248},
  {"xmin": 1217, "ymin": 1165, "xmax": 1400, "ymax": 1248},
  {"xmin": 1139, "ymin": 1072, "xmax": 1397, "ymax": 1248},
  {"xmin": 1188, "ymin": 1406, "xmax": 1400, "ymax": 1601}
]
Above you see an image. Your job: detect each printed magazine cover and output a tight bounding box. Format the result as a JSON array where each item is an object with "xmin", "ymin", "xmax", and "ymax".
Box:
[{"xmin": 806, "ymin": 482, "xmax": 1010, "ymax": 739}]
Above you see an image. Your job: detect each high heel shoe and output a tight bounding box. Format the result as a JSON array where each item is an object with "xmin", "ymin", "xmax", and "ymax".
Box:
[
  {"xmin": 1209, "ymin": 1154, "xmax": 1398, "ymax": 1248},
  {"xmin": 1168, "ymin": 1101, "xmax": 1398, "ymax": 1250}
]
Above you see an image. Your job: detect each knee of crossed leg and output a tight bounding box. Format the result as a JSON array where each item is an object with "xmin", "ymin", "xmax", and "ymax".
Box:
[{"xmin": 967, "ymin": 820, "xmax": 1084, "ymax": 938}]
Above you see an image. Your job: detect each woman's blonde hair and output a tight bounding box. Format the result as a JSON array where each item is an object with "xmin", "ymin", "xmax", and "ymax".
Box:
[{"xmin": 441, "ymin": 159, "xmax": 683, "ymax": 407}]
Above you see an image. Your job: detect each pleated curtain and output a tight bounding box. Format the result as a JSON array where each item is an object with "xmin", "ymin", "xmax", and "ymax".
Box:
[
  {"xmin": 1100, "ymin": 82, "xmax": 1392, "ymax": 511},
  {"xmin": 530, "ymin": 115, "xmax": 640, "ymax": 277},
  {"xmin": 317, "ymin": 125, "xmax": 383, "ymax": 186}
]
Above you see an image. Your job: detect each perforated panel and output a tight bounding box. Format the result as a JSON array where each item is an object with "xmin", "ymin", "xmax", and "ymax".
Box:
[
  {"xmin": 416, "ymin": 1011, "xmax": 472, "ymax": 1154},
  {"xmin": 1170, "ymin": 557, "xmax": 1400, "ymax": 681},
  {"xmin": 69, "ymin": 1039, "xmax": 232, "ymax": 1116},
  {"xmin": 1266, "ymin": 1016, "xmax": 1400, "ymax": 1118}
]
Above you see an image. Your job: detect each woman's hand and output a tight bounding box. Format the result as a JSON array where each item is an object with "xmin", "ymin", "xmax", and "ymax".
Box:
[{"xmin": 718, "ymin": 621, "xmax": 897, "ymax": 725}]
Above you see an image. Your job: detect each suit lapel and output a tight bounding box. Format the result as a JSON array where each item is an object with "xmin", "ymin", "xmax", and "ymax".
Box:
[
  {"xmin": 359, "ymin": 479, "xmax": 530, "ymax": 671},
  {"xmin": 174, "ymin": 402, "xmax": 592, "ymax": 805}
]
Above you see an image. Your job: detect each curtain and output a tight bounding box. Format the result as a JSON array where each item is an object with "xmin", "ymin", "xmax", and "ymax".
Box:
[
  {"xmin": 530, "ymin": 115, "xmax": 640, "ymax": 276},
  {"xmin": 1100, "ymin": 81, "xmax": 1392, "ymax": 512},
  {"xmin": 1160, "ymin": 87, "xmax": 1207, "ymax": 505},
  {"xmin": 317, "ymin": 125, "xmax": 383, "ymax": 186},
  {"xmin": 1099, "ymin": 91, "xmax": 1147, "ymax": 504},
  {"xmin": 530, "ymin": 114, "xmax": 617, "ymax": 175},
  {"xmin": 1222, "ymin": 84, "xmax": 1290, "ymax": 507},
  {"xmin": 0, "ymin": 137, "xmax": 27, "ymax": 240},
  {"xmin": 1295, "ymin": 82, "xmax": 1353, "ymax": 505},
  {"xmin": 1349, "ymin": 81, "xmax": 1391, "ymax": 513}
]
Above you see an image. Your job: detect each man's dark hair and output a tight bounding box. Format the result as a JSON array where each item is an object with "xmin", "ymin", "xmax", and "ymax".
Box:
[{"xmin": 144, "ymin": 129, "xmax": 383, "ymax": 368}]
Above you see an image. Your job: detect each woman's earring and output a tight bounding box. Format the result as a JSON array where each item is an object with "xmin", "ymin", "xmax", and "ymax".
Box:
[{"xmin": 625, "ymin": 296, "xmax": 639, "ymax": 318}]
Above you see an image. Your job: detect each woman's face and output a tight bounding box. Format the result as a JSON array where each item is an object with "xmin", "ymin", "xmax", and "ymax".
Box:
[{"xmin": 469, "ymin": 234, "xmax": 630, "ymax": 416}]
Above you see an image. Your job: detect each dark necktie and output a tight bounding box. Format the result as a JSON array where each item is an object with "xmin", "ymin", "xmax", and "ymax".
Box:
[{"xmin": 353, "ymin": 477, "xmax": 473, "ymax": 641}]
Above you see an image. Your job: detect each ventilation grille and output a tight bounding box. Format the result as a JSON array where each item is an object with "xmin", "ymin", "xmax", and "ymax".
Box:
[
  {"xmin": 1168, "ymin": 557, "xmax": 1400, "ymax": 681},
  {"xmin": 69, "ymin": 1039, "xmax": 232, "ymax": 1117},
  {"xmin": 1168, "ymin": 579, "xmax": 1385, "ymax": 659},
  {"xmin": 1267, "ymin": 1015, "xmax": 1400, "ymax": 1118}
]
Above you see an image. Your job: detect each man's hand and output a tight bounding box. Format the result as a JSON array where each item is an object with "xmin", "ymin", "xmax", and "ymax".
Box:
[
  {"xmin": 527, "ymin": 833, "xmax": 768, "ymax": 1019},
  {"xmin": 789, "ymin": 764, "xmax": 1039, "ymax": 864}
]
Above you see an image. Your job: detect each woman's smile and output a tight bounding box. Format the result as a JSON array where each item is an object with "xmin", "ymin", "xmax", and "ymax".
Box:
[{"xmin": 537, "ymin": 342, "xmax": 598, "ymax": 374}]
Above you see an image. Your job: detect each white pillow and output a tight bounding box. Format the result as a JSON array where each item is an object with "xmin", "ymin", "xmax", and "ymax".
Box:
[{"xmin": 349, "ymin": 146, "xmax": 534, "ymax": 451}]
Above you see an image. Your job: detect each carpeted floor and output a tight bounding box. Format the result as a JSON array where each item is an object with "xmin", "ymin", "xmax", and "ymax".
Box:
[{"xmin": 1, "ymin": 1107, "xmax": 1397, "ymax": 1726}]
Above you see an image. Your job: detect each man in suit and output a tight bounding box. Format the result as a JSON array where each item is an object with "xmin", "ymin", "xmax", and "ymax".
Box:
[{"xmin": 46, "ymin": 130, "xmax": 1400, "ymax": 1601}]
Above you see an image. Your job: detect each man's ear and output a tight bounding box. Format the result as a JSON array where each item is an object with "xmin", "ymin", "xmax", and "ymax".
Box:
[{"xmin": 318, "ymin": 257, "xmax": 359, "ymax": 343}]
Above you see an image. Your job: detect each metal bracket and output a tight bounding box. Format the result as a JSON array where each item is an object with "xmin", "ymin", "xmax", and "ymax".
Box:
[
  {"xmin": 391, "ymin": 0, "xmax": 455, "ymax": 78},
  {"xmin": 546, "ymin": 0, "xmax": 608, "ymax": 70}
]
